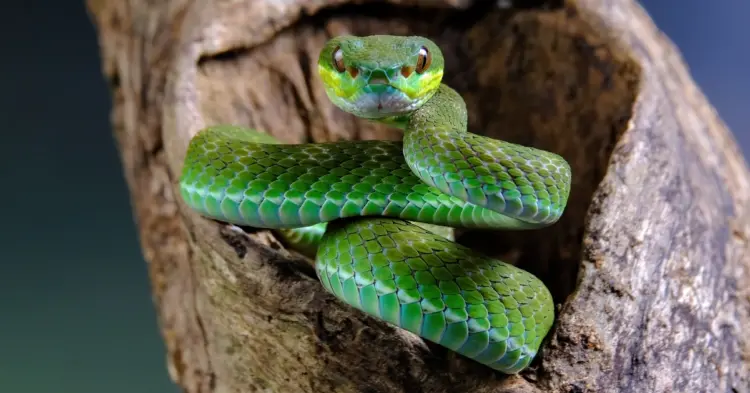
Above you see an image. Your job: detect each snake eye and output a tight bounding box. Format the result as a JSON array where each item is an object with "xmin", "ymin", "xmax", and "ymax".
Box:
[
  {"xmin": 416, "ymin": 46, "xmax": 432, "ymax": 74},
  {"xmin": 332, "ymin": 46, "xmax": 346, "ymax": 73}
]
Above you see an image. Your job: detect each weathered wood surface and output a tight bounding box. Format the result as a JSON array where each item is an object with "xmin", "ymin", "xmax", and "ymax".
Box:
[{"xmin": 87, "ymin": 0, "xmax": 750, "ymax": 392}]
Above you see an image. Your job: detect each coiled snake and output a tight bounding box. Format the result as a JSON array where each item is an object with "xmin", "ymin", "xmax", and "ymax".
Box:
[{"xmin": 179, "ymin": 35, "xmax": 571, "ymax": 373}]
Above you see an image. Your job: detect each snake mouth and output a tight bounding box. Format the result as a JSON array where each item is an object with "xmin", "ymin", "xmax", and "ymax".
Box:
[
  {"xmin": 352, "ymin": 88, "xmax": 413, "ymax": 118},
  {"xmin": 345, "ymin": 71, "xmax": 414, "ymax": 117}
]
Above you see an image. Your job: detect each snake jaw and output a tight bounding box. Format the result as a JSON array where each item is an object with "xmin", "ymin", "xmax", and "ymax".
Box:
[{"xmin": 354, "ymin": 87, "xmax": 416, "ymax": 118}]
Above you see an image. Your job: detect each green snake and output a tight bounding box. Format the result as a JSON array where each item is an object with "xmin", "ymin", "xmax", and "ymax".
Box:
[{"xmin": 179, "ymin": 35, "xmax": 571, "ymax": 373}]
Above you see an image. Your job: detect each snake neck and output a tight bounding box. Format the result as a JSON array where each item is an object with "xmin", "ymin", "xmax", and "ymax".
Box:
[
  {"xmin": 369, "ymin": 84, "xmax": 467, "ymax": 133},
  {"xmin": 405, "ymin": 84, "xmax": 468, "ymax": 135},
  {"xmin": 396, "ymin": 83, "xmax": 570, "ymax": 227}
]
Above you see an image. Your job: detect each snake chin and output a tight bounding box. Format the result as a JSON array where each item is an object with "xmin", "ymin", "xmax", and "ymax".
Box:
[{"xmin": 349, "ymin": 89, "xmax": 418, "ymax": 118}]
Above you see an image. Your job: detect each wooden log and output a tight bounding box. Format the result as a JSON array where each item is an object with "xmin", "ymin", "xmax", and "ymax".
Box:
[{"xmin": 86, "ymin": 0, "xmax": 750, "ymax": 392}]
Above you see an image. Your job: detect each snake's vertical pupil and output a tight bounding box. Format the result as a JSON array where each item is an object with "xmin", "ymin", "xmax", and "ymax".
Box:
[
  {"xmin": 332, "ymin": 46, "xmax": 346, "ymax": 72},
  {"xmin": 416, "ymin": 46, "xmax": 431, "ymax": 74}
]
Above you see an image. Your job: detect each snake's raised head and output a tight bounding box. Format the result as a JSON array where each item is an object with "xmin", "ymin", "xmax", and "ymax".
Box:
[{"xmin": 318, "ymin": 35, "xmax": 444, "ymax": 121}]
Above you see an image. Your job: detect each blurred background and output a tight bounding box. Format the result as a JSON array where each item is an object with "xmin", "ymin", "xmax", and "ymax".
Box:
[{"xmin": 0, "ymin": 1, "xmax": 746, "ymax": 392}]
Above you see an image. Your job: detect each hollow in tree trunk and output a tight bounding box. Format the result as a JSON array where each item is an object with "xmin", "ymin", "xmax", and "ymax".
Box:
[{"xmin": 86, "ymin": 0, "xmax": 750, "ymax": 392}]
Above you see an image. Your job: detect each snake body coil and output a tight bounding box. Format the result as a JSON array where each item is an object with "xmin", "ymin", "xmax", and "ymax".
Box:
[{"xmin": 179, "ymin": 35, "xmax": 571, "ymax": 373}]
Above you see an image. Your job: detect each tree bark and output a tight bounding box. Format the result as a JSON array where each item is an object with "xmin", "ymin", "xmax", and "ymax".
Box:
[{"xmin": 86, "ymin": 0, "xmax": 750, "ymax": 392}]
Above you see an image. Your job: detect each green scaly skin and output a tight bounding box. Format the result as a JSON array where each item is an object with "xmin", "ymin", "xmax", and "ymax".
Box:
[{"xmin": 179, "ymin": 35, "xmax": 571, "ymax": 373}]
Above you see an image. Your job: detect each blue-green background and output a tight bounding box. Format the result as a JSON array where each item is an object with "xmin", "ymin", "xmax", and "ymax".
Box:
[{"xmin": 1, "ymin": 1, "xmax": 747, "ymax": 392}]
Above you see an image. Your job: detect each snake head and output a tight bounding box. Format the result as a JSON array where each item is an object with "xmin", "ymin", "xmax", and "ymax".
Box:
[{"xmin": 318, "ymin": 35, "xmax": 444, "ymax": 121}]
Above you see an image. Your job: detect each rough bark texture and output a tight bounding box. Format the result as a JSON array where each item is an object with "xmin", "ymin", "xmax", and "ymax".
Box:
[{"xmin": 87, "ymin": 0, "xmax": 750, "ymax": 392}]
